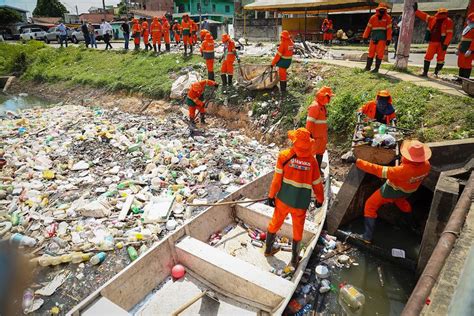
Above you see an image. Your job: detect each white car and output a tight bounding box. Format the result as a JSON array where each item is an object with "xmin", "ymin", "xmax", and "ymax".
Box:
[
  {"xmin": 71, "ymin": 25, "xmax": 104, "ymax": 43},
  {"xmin": 20, "ymin": 28, "xmax": 46, "ymax": 41}
]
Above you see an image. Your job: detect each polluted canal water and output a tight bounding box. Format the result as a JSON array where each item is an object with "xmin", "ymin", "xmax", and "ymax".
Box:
[{"xmin": 0, "ymin": 93, "xmax": 51, "ymax": 115}]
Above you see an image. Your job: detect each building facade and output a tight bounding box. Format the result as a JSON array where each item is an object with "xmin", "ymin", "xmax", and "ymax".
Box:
[
  {"xmin": 174, "ymin": 0, "xmax": 234, "ymax": 22},
  {"xmin": 134, "ymin": 0, "xmax": 174, "ymax": 13}
]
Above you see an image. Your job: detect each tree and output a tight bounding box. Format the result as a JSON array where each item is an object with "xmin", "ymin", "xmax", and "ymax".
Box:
[
  {"xmin": 33, "ymin": 0, "xmax": 68, "ymax": 17},
  {"xmin": 118, "ymin": 0, "xmax": 128, "ymax": 15},
  {"xmin": 0, "ymin": 8, "xmax": 22, "ymax": 25},
  {"xmin": 394, "ymin": 0, "xmax": 416, "ymax": 70}
]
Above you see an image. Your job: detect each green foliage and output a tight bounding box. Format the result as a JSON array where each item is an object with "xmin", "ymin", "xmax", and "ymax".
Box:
[
  {"xmin": 118, "ymin": 0, "xmax": 128, "ymax": 15},
  {"xmin": 0, "ymin": 8, "xmax": 22, "ymax": 25},
  {"xmin": 33, "ymin": 0, "xmax": 68, "ymax": 18},
  {"xmin": 0, "ymin": 41, "xmax": 45, "ymax": 75}
]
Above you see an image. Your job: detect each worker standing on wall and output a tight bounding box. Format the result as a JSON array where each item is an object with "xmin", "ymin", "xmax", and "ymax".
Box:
[
  {"xmin": 161, "ymin": 16, "xmax": 171, "ymax": 52},
  {"xmin": 220, "ymin": 34, "xmax": 239, "ymax": 90},
  {"xmin": 186, "ymin": 79, "xmax": 218, "ymax": 125},
  {"xmin": 457, "ymin": 12, "xmax": 474, "ymax": 79},
  {"xmin": 150, "ymin": 16, "xmax": 162, "ymax": 53},
  {"xmin": 363, "ymin": 3, "xmax": 392, "ymax": 73},
  {"xmin": 413, "ymin": 2, "xmax": 453, "ymax": 77},
  {"xmin": 132, "ymin": 18, "xmax": 142, "ymax": 51},
  {"xmin": 355, "ymin": 140, "xmax": 432, "ymax": 243},
  {"xmin": 181, "ymin": 14, "xmax": 192, "ymax": 56},
  {"xmin": 200, "ymin": 33, "xmax": 215, "ymax": 81},
  {"xmin": 265, "ymin": 128, "xmax": 324, "ymax": 268},
  {"xmin": 306, "ymin": 86, "xmax": 335, "ymax": 169},
  {"xmin": 357, "ymin": 90, "xmax": 397, "ymax": 125},
  {"xmin": 271, "ymin": 30, "xmax": 294, "ymax": 94}
]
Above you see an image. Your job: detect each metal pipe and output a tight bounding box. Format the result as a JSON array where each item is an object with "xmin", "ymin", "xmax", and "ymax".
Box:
[{"xmin": 402, "ymin": 172, "xmax": 474, "ymax": 316}]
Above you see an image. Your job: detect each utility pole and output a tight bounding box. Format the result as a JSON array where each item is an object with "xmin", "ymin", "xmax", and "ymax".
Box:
[
  {"xmin": 75, "ymin": 5, "xmax": 79, "ymax": 16},
  {"xmin": 394, "ymin": 0, "xmax": 416, "ymax": 70},
  {"xmin": 199, "ymin": 0, "xmax": 202, "ymax": 30},
  {"xmin": 102, "ymin": 0, "xmax": 106, "ymax": 19}
]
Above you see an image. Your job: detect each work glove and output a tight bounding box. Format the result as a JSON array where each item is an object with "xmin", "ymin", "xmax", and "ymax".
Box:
[
  {"xmin": 356, "ymin": 112, "xmax": 364, "ymax": 121},
  {"xmin": 390, "ymin": 118, "xmax": 397, "ymax": 126},
  {"xmin": 413, "ymin": 2, "xmax": 418, "ymax": 11},
  {"xmin": 386, "ymin": 40, "xmax": 391, "ymax": 46},
  {"xmin": 442, "ymin": 44, "xmax": 448, "ymax": 51},
  {"xmin": 466, "ymin": 50, "xmax": 472, "ymax": 57},
  {"xmin": 267, "ymin": 197, "xmax": 276, "ymax": 207},
  {"xmin": 213, "ymin": 82, "xmax": 219, "ymax": 88}
]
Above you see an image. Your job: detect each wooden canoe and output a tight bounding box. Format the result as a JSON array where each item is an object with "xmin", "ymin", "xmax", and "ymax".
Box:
[{"xmin": 68, "ymin": 153, "xmax": 331, "ymax": 316}]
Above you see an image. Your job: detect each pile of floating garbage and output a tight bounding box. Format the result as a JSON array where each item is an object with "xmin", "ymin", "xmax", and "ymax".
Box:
[{"xmin": 0, "ymin": 103, "xmax": 279, "ymax": 314}]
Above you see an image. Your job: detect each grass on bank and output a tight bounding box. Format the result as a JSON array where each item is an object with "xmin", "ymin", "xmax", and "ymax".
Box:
[{"xmin": 0, "ymin": 41, "xmax": 472, "ymax": 148}]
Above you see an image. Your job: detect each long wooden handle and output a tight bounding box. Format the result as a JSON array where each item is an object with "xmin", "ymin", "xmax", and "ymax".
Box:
[
  {"xmin": 172, "ymin": 291, "xmax": 208, "ymax": 316},
  {"xmin": 186, "ymin": 198, "xmax": 267, "ymax": 207}
]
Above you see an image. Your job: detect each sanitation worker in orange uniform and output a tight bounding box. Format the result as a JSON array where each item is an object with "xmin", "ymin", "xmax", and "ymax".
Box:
[
  {"xmin": 266, "ymin": 128, "xmax": 324, "ymax": 267},
  {"xmin": 356, "ymin": 140, "xmax": 432, "ymax": 242},
  {"xmin": 181, "ymin": 14, "xmax": 192, "ymax": 55},
  {"xmin": 322, "ymin": 18, "xmax": 333, "ymax": 45},
  {"xmin": 357, "ymin": 90, "xmax": 396, "ymax": 125},
  {"xmin": 191, "ymin": 19, "xmax": 198, "ymax": 45},
  {"xmin": 200, "ymin": 29, "xmax": 209, "ymax": 42},
  {"xmin": 457, "ymin": 12, "xmax": 474, "ymax": 79},
  {"xmin": 186, "ymin": 79, "xmax": 218, "ymax": 124},
  {"xmin": 132, "ymin": 18, "xmax": 142, "ymax": 50},
  {"xmin": 363, "ymin": 3, "xmax": 392, "ymax": 73},
  {"xmin": 414, "ymin": 2, "xmax": 453, "ymax": 77},
  {"xmin": 200, "ymin": 33, "xmax": 215, "ymax": 80},
  {"xmin": 220, "ymin": 34, "xmax": 239, "ymax": 88},
  {"xmin": 306, "ymin": 86, "xmax": 335, "ymax": 168},
  {"xmin": 150, "ymin": 17, "xmax": 162, "ymax": 53},
  {"xmin": 161, "ymin": 17, "xmax": 171, "ymax": 52},
  {"xmin": 172, "ymin": 20, "xmax": 181, "ymax": 44},
  {"xmin": 141, "ymin": 19, "xmax": 152, "ymax": 51},
  {"xmin": 271, "ymin": 30, "xmax": 294, "ymax": 93}
]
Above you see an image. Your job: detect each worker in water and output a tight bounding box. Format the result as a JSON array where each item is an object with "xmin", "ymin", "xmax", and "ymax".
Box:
[
  {"xmin": 271, "ymin": 30, "xmax": 294, "ymax": 93},
  {"xmin": 457, "ymin": 12, "xmax": 474, "ymax": 79},
  {"xmin": 357, "ymin": 90, "xmax": 396, "ymax": 125},
  {"xmin": 161, "ymin": 16, "xmax": 171, "ymax": 52},
  {"xmin": 132, "ymin": 18, "xmax": 141, "ymax": 50},
  {"xmin": 172, "ymin": 20, "xmax": 181, "ymax": 45},
  {"xmin": 413, "ymin": 2, "xmax": 453, "ymax": 77},
  {"xmin": 200, "ymin": 33, "xmax": 215, "ymax": 80},
  {"xmin": 220, "ymin": 34, "xmax": 239, "ymax": 89},
  {"xmin": 355, "ymin": 140, "xmax": 431, "ymax": 243},
  {"xmin": 191, "ymin": 18, "xmax": 198, "ymax": 45},
  {"xmin": 181, "ymin": 14, "xmax": 192, "ymax": 55},
  {"xmin": 306, "ymin": 86, "xmax": 335, "ymax": 169},
  {"xmin": 322, "ymin": 18, "xmax": 333, "ymax": 45},
  {"xmin": 141, "ymin": 19, "xmax": 152, "ymax": 51},
  {"xmin": 186, "ymin": 79, "xmax": 219, "ymax": 125},
  {"xmin": 200, "ymin": 29, "xmax": 209, "ymax": 42},
  {"xmin": 363, "ymin": 3, "xmax": 392, "ymax": 73},
  {"xmin": 150, "ymin": 16, "xmax": 162, "ymax": 53},
  {"xmin": 265, "ymin": 128, "xmax": 324, "ymax": 268}
]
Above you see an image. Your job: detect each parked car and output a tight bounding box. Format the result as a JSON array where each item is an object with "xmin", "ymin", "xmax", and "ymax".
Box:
[
  {"xmin": 71, "ymin": 25, "xmax": 103, "ymax": 43},
  {"xmin": 44, "ymin": 26, "xmax": 74, "ymax": 43},
  {"xmin": 0, "ymin": 28, "xmax": 14, "ymax": 40},
  {"xmin": 20, "ymin": 28, "xmax": 46, "ymax": 42}
]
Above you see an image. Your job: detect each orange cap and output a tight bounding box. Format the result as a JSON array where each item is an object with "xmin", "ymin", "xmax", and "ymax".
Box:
[
  {"xmin": 222, "ymin": 34, "xmax": 230, "ymax": 42},
  {"xmin": 317, "ymin": 86, "xmax": 335, "ymax": 98},
  {"xmin": 377, "ymin": 90, "xmax": 390, "ymax": 97},
  {"xmin": 400, "ymin": 140, "xmax": 432, "ymax": 162},
  {"xmin": 153, "ymin": 16, "xmax": 158, "ymax": 21},
  {"xmin": 288, "ymin": 127, "xmax": 315, "ymax": 149},
  {"xmin": 205, "ymin": 33, "xmax": 213, "ymax": 41},
  {"xmin": 437, "ymin": 8, "xmax": 448, "ymax": 14},
  {"xmin": 281, "ymin": 30, "xmax": 290, "ymax": 39},
  {"xmin": 133, "ymin": 18, "xmax": 138, "ymax": 23}
]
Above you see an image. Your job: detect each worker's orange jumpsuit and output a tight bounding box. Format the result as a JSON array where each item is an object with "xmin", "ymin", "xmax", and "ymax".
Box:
[
  {"xmin": 358, "ymin": 100, "xmax": 396, "ymax": 125},
  {"xmin": 142, "ymin": 21, "xmax": 150, "ymax": 45},
  {"xmin": 221, "ymin": 39, "xmax": 237, "ymax": 76},
  {"xmin": 322, "ymin": 19, "xmax": 333, "ymax": 41},
  {"xmin": 458, "ymin": 21, "xmax": 474, "ymax": 73},
  {"xmin": 132, "ymin": 21, "xmax": 141, "ymax": 46},
  {"xmin": 191, "ymin": 20, "xmax": 198, "ymax": 45},
  {"xmin": 306, "ymin": 98, "xmax": 328, "ymax": 158},
  {"xmin": 200, "ymin": 38, "xmax": 215, "ymax": 73},
  {"xmin": 162, "ymin": 18, "xmax": 170, "ymax": 44},
  {"xmin": 363, "ymin": 8, "xmax": 392, "ymax": 60},
  {"xmin": 271, "ymin": 37, "xmax": 294, "ymax": 83},
  {"xmin": 172, "ymin": 23, "xmax": 181, "ymax": 43},
  {"xmin": 150, "ymin": 19, "xmax": 162, "ymax": 46},
  {"xmin": 181, "ymin": 19, "xmax": 191, "ymax": 46},
  {"xmin": 200, "ymin": 29, "xmax": 209, "ymax": 42},
  {"xmin": 268, "ymin": 148, "xmax": 324, "ymax": 241},
  {"xmin": 415, "ymin": 10, "xmax": 453, "ymax": 66},
  {"xmin": 356, "ymin": 158, "xmax": 431, "ymax": 219},
  {"xmin": 186, "ymin": 80, "xmax": 217, "ymax": 120}
]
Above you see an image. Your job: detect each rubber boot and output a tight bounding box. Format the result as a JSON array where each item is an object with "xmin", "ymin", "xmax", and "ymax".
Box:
[
  {"xmin": 291, "ymin": 240, "xmax": 300, "ymax": 268},
  {"xmin": 466, "ymin": 68, "xmax": 472, "ymax": 79},
  {"xmin": 134, "ymin": 44, "xmax": 139, "ymax": 51},
  {"xmin": 166, "ymin": 43, "xmax": 170, "ymax": 52},
  {"xmin": 153, "ymin": 44, "xmax": 157, "ymax": 53},
  {"xmin": 208, "ymin": 71, "xmax": 214, "ymax": 81},
  {"xmin": 364, "ymin": 57, "xmax": 374, "ymax": 71},
  {"xmin": 280, "ymin": 81, "xmax": 287, "ymax": 93},
  {"xmin": 200, "ymin": 113, "xmax": 206, "ymax": 124},
  {"xmin": 227, "ymin": 75, "xmax": 233, "ymax": 86},
  {"xmin": 434, "ymin": 63, "xmax": 444, "ymax": 76},
  {"xmin": 362, "ymin": 217, "xmax": 376, "ymax": 243},
  {"xmin": 184, "ymin": 45, "xmax": 187, "ymax": 56},
  {"xmin": 221, "ymin": 74, "xmax": 227, "ymax": 87},
  {"xmin": 189, "ymin": 117, "xmax": 196, "ymax": 126},
  {"xmin": 371, "ymin": 58, "xmax": 382, "ymax": 73},
  {"xmin": 158, "ymin": 44, "xmax": 161, "ymax": 52},
  {"xmin": 264, "ymin": 232, "xmax": 279, "ymax": 256},
  {"xmin": 421, "ymin": 60, "xmax": 430, "ymax": 77},
  {"xmin": 190, "ymin": 44, "xmax": 193, "ymax": 55}
]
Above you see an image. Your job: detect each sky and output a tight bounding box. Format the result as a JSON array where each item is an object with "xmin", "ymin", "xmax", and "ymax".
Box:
[{"xmin": 60, "ymin": 0, "xmax": 121, "ymax": 15}]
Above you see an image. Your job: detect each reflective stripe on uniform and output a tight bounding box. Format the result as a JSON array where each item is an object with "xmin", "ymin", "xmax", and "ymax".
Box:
[
  {"xmin": 382, "ymin": 166, "xmax": 388, "ymax": 179},
  {"xmin": 306, "ymin": 117, "xmax": 327, "ymax": 124},
  {"xmin": 386, "ymin": 180, "xmax": 417, "ymax": 193},
  {"xmin": 282, "ymin": 178, "xmax": 312, "ymax": 190},
  {"xmin": 312, "ymin": 177, "xmax": 322, "ymax": 185},
  {"xmin": 461, "ymin": 37, "xmax": 473, "ymax": 42},
  {"xmin": 275, "ymin": 167, "xmax": 283, "ymax": 174},
  {"xmin": 372, "ymin": 27, "xmax": 387, "ymax": 30}
]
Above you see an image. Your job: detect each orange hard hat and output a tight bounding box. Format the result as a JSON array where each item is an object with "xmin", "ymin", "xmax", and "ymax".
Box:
[
  {"xmin": 400, "ymin": 140, "xmax": 432, "ymax": 162},
  {"xmin": 317, "ymin": 86, "xmax": 335, "ymax": 98},
  {"xmin": 288, "ymin": 128, "xmax": 316, "ymax": 156},
  {"xmin": 281, "ymin": 30, "xmax": 290, "ymax": 39},
  {"xmin": 377, "ymin": 90, "xmax": 391, "ymax": 97},
  {"xmin": 222, "ymin": 33, "xmax": 230, "ymax": 42},
  {"xmin": 205, "ymin": 33, "xmax": 213, "ymax": 41}
]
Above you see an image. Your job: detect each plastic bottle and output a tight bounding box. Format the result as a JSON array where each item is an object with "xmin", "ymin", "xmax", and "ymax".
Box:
[
  {"xmin": 90, "ymin": 252, "xmax": 107, "ymax": 265},
  {"xmin": 339, "ymin": 284, "xmax": 365, "ymax": 315},
  {"xmin": 138, "ymin": 244, "xmax": 148, "ymax": 256},
  {"xmin": 22, "ymin": 288, "xmax": 34, "ymax": 313},
  {"xmin": 127, "ymin": 246, "xmax": 138, "ymax": 261},
  {"xmin": 115, "ymin": 241, "xmax": 124, "ymax": 249},
  {"xmin": 9, "ymin": 233, "xmax": 37, "ymax": 247},
  {"xmin": 71, "ymin": 252, "xmax": 92, "ymax": 264},
  {"xmin": 378, "ymin": 124, "xmax": 387, "ymax": 135}
]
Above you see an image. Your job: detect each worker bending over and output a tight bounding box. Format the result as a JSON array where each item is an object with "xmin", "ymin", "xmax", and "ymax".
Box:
[
  {"xmin": 172, "ymin": 20, "xmax": 181, "ymax": 45},
  {"xmin": 271, "ymin": 30, "xmax": 294, "ymax": 93},
  {"xmin": 132, "ymin": 18, "xmax": 141, "ymax": 50},
  {"xmin": 363, "ymin": 3, "xmax": 392, "ymax": 73},
  {"xmin": 457, "ymin": 13, "xmax": 474, "ymax": 79},
  {"xmin": 358, "ymin": 90, "xmax": 396, "ymax": 125},
  {"xmin": 266, "ymin": 128, "xmax": 324, "ymax": 268},
  {"xmin": 414, "ymin": 2, "xmax": 453, "ymax": 77},
  {"xmin": 356, "ymin": 140, "xmax": 431, "ymax": 243},
  {"xmin": 186, "ymin": 80, "xmax": 218, "ymax": 124},
  {"xmin": 150, "ymin": 17, "xmax": 162, "ymax": 53},
  {"xmin": 200, "ymin": 33, "xmax": 215, "ymax": 80},
  {"xmin": 221, "ymin": 34, "xmax": 239, "ymax": 88},
  {"xmin": 142, "ymin": 19, "xmax": 152, "ymax": 51},
  {"xmin": 306, "ymin": 86, "xmax": 335, "ymax": 169},
  {"xmin": 181, "ymin": 14, "xmax": 192, "ymax": 55},
  {"xmin": 161, "ymin": 17, "xmax": 171, "ymax": 52}
]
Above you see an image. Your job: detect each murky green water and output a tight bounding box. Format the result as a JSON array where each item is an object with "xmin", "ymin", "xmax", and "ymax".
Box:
[{"xmin": 0, "ymin": 94, "xmax": 51, "ymax": 114}]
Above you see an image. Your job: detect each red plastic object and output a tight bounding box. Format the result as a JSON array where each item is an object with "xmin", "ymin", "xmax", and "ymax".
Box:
[
  {"xmin": 260, "ymin": 232, "xmax": 267, "ymax": 240},
  {"xmin": 172, "ymin": 264, "xmax": 186, "ymax": 279}
]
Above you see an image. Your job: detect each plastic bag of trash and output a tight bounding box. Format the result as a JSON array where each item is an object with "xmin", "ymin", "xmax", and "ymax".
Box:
[{"xmin": 170, "ymin": 71, "xmax": 202, "ymax": 99}]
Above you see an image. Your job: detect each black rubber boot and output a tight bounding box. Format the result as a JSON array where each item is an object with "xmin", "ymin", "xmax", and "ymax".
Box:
[
  {"xmin": 183, "ymin": 45, "xmax": 187, "ymax": 56},
  {"xmin": 434, "ymin": 63, "xmax": 444, "ymax": 76},
  {"xmin": 221, "ymin": 74, "xmax": 227, "ymax": 86},
  {"xmin": 362, "ymin": 217, "xmax": 376, "ymax": 243},
  {"xmin": 166, "ymin": 44, "xmax": 170, "ymax": 52},
  {"xmin": 190, "ymin": 44, "xmax": 193, "ymax": 54},
  {"xmin": 208, "ymin": 71, "xmax": 214, "ymax": 81},
  {"xmin": 364, "ymin": 57, "xmax": 374, "ymax": 71},
  {"xmin": 153, "ymin": 44, "xmax": 157, "ymax": 52},
  {"xmin": 371, "ymin": 58, "xmax": 382, "ymax": 73},
  {"xmin": 200, "ymin": 113, "xmax": 206, "ymax": 124},
  {"xmin": 158, "ymin": 44, "xmax": 161, "ymax": 52},
  {"xmin": 227, "ymin": 75, "xmax": 233, "ymax": 86},
  {"xmin": 291, "ymin": 240, "xmax": 300, "ymax": 268},
  {"xmin": 466, "ymin": 68, "xmax": 472, "ymax": 79},
  {"xmin": 280, "ymin": 81, "xmax": 287, "ymax": 93},
  {"xmin": 134, "ymin": 44, "xmax": 139, "ymax": 51},
  {"xmin": 264, "ymin": 232, "xmax": 279, "ymax": 256},
  {"xmin": 421, "ymin": 60, "xmax": 430, "ymax": 77}
]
